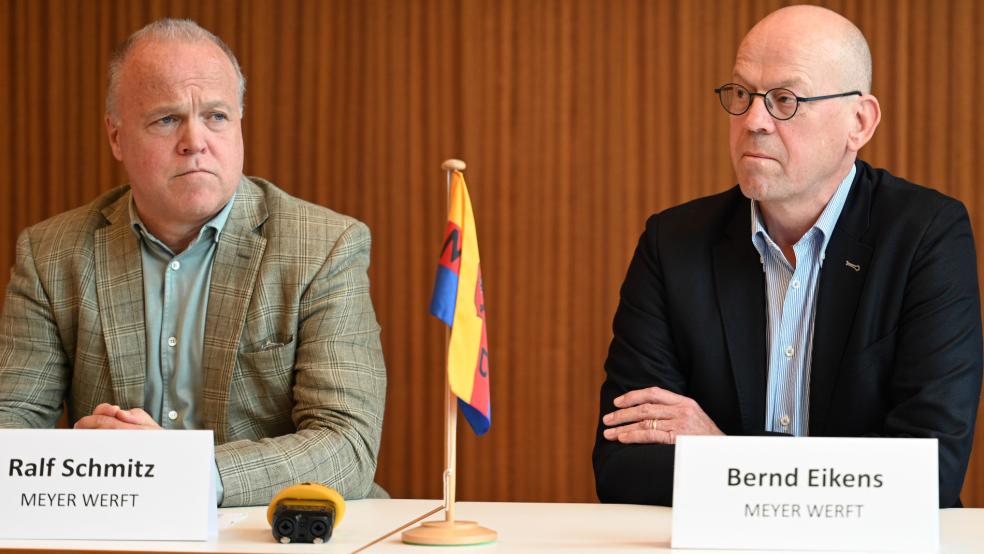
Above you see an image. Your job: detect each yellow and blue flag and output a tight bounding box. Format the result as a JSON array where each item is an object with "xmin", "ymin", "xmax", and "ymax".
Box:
[{"xmin": 430, "ymin": 170, "xmax": 491, "ymax": 435}]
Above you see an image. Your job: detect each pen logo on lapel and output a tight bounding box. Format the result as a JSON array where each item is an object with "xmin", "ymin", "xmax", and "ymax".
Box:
[{"xmin": 845, "ymin": 260, "xmax": 861, "ymax": 272}]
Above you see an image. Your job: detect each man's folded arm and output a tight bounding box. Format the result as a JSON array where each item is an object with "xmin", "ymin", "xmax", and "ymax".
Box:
[
  {"xmin": 215, "ymin": 221, "xmax": 386, "ymax": 507},
  {"xmin": 594, "ymin": 215, "xmax": 687, "ymax": 505}
]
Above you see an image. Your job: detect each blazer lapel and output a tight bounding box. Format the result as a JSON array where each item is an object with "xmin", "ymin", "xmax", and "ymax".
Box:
[
  {"xmin": 809, "ymin": 165, "xmax": 874, "ymax": 434},
  {"xmin": 713, "ymin": 194, "xmax": 768, "ymax": 433},
  {"xmin": 200, "ymin": 178, "xmax": 268, "ymax": 442},
  {"xmin": 94, "ymin": 191, "xmax": 147, "ymax": 408}
]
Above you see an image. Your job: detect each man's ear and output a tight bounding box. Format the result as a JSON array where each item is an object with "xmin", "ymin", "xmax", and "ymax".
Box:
[
  {"xmin": 847, "ymin": 94, "xmax": 881, "ymax": 153},
  {"xmin": 105, "ymin": 113, "xmax": 124, "ymax": 161}
]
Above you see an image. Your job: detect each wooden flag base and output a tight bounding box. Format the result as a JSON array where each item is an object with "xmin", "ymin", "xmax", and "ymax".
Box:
[{"xmin": 402, "ymin": 520, "xmax": 498, "ymax": 546}]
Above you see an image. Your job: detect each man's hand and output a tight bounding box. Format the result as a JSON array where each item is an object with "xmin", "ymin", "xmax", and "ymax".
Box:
[
  {"xmin": 74, "ymin": 403, "xmax": 162, "ymax": 430},
  {"xmin": 602, "ymin": 386, "xmax": 723, "ymax": 444}
]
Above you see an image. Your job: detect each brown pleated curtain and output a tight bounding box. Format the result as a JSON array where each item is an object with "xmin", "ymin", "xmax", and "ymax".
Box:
[{"xmin": 2, "ymin": 0, "xmax": 983, "ymax": 505}]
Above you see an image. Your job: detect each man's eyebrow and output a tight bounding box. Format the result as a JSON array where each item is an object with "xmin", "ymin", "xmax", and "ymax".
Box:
[
  {"xmin": 199, "ymin": 100, "xmax": 233, "ymax": 112},
  {"xmin": 146, "ymin": 100, "xmax": 233, "ymax": 118},
  {"xmin": 731, "ymin": 72, "xmax": 808, "ymax": 92},
  {"xmin": 146, "ymin": 104, "xmax": 185, "ymax": 118}
]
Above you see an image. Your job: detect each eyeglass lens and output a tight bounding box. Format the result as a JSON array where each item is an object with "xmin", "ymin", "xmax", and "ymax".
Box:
[{"xmin": 718, "ymin": 84, "xmax": 798, "ymax": 119}]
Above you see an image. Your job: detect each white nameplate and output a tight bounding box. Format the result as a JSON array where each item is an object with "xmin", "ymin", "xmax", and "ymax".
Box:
[
  {"xmin": 0, "ymin": 429, "xmax": 214, "ymax": 541},
  {"xmin": 671, "ymin": 436, "xmax": 938, "ymax": 552}
]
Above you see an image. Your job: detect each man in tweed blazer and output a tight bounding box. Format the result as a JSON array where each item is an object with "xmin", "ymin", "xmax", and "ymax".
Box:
[{"xmin": 0, "ymin": 20, "xmax": 386, "ymax": 507}]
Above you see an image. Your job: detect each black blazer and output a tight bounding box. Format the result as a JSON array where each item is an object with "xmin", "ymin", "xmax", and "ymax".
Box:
[{"xmin": 594, "ymin": 161, "xmax": 982, "ymax": 508}]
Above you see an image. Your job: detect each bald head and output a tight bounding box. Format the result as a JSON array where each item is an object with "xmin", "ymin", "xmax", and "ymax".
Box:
[
  {"xmin": 726, "ymin": 4, "xmax": 881, "ymax": 234},
  {"xmin": 106, "ymin": 19, "xmax": 246, "ymax": 119},
  {"xmin": 737, "ymin": 5, "xmax": 871, "ymax": 94}
]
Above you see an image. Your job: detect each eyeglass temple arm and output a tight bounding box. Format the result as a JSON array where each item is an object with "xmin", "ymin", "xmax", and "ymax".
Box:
[{"xmin": 797, "ymin": 91, "xmax": 862, "ymax": 103}]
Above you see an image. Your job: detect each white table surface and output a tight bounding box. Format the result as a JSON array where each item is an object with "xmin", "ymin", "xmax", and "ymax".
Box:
[{"xmin": 0, "ymin": 499, "xmax": 980, "ymax": 553}]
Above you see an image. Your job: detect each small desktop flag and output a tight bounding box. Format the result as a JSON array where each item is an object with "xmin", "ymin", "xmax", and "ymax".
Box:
[{"xmin": 430, "ymin": 170, "xmax": 491, "ymax": 435}]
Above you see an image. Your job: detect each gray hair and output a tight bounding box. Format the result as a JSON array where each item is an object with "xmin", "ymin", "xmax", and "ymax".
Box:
[{"xmin": 106, "ymin": 18, "xmax": 246, "ymax": 118}]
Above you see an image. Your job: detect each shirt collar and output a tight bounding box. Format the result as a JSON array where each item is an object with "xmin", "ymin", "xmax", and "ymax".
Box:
[
  {"xmin": 129, "ymin": 190, "xmax": 238, "ymax": 255},
  {"xmin": 750, "ymin": 162, "xmax": 857, "ymax": 260}
]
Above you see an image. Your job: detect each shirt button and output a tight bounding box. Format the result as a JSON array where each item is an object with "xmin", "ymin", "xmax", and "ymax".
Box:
[
  {"xmin": 170, "ymin": 260, "xmax": 181, "ymax": 271},
  {"xmin": 167, "ymin": 336, "xmax": 177, "ymax": 347},
  {"xmin": 780, "ymin": 415, "xmax": 791, "ymax": 427},
  {"xmin": 791, "ymin": 279, "xmax": 800, "ymax": 289},
  {"xmin": 784, "ymin": 346, "xmax": 794, "ymax": 358},
  {"xmin": 167, "ymin": 410, "xmax": 178, "ymax": 421}
]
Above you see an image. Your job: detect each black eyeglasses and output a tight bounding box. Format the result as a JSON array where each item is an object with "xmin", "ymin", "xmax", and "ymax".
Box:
[{"xmin": 714, "ymin": 83, "xmax": 861, "ymax": 120}]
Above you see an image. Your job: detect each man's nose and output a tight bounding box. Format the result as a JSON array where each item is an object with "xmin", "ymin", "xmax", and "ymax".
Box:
[
  {"xmin": 177, "ymin": 119, "xmax": 207, "ymax": 155},
  {"xmin": 741, "ymin": 94, "xmax": 776, "ymax": 133}
]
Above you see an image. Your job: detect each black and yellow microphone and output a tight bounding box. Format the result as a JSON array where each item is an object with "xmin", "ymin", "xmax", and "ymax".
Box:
[{"xmin": 267, "ymin": 483, "xmax": 346, "ymax": 544}]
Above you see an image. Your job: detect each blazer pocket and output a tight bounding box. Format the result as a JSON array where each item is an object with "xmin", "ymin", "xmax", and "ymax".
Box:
[
  {"xmin": 238, "ymin": 335, "xmax": 297, "ymax": 377},
  {"xmin": 844, "ymin": 328, "xmax": 898, "ymax": 389},
  {"xmin": 244, "ymin": 334, "xmax": 295, "ymax": 354},
  {"xmin": 858, "ymin": 329, "xmax": 897, "ymax": 366}
]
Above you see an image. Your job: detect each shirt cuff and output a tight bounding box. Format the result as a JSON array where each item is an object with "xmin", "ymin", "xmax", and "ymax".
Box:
[{"xmin": 213, "ymin": 458, "xmax": 225, "ymax": 506}]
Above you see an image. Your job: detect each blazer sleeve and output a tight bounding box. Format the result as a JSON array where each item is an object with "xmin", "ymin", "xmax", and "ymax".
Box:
[
  {"xmin": 594, "ymin": 214, "xmax": 682, "ymax": 505},
  {"xmin": 0, "ymin": 229, "xmax": 70, "ymax": 428},
  {"xmin": 214, "ymin": 221, "xmax": 387, "ymax": 507},
  {"xmin": 882, "ymin": 199, "xmax": 982, "ymax": 507}
]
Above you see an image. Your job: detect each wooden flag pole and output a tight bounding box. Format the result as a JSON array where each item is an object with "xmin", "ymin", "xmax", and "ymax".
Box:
[
  {"xmin": 442, "ymin": 159, "xmax": 461, "ymax": 526},
  {"xmin": 402, "ymin": 159, "xmax": 497, "ymax": 546}
]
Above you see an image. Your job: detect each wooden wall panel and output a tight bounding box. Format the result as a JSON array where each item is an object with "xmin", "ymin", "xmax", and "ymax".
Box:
[{"xmin": 3, "ymin": 0, "xmax": 984, "ymax": 505}]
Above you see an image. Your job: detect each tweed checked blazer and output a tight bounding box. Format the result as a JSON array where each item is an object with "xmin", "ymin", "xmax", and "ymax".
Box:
[{"xmin": 0, "ymin": 176, "xmax": 387, "ymax": 507}]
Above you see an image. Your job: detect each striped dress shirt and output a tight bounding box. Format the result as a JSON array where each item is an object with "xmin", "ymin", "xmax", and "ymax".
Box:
[{"xmin": 751, "ymin": 164, "xmax": 856, "ymax": 436}]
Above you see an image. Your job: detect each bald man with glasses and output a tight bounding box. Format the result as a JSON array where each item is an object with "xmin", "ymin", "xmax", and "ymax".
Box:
[{"xmin": 594, "ymin": 5, "xmax": 981, "ymax": 508}]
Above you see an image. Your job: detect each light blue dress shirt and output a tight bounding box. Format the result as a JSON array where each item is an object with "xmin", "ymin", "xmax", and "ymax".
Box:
[
  {"xmin": 129, "ymin": 193, "xmax": 236, "ymax": 504},
  {"xmin": 751, "ymin": 164, "xmax": 856, "ymax": 436}
]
